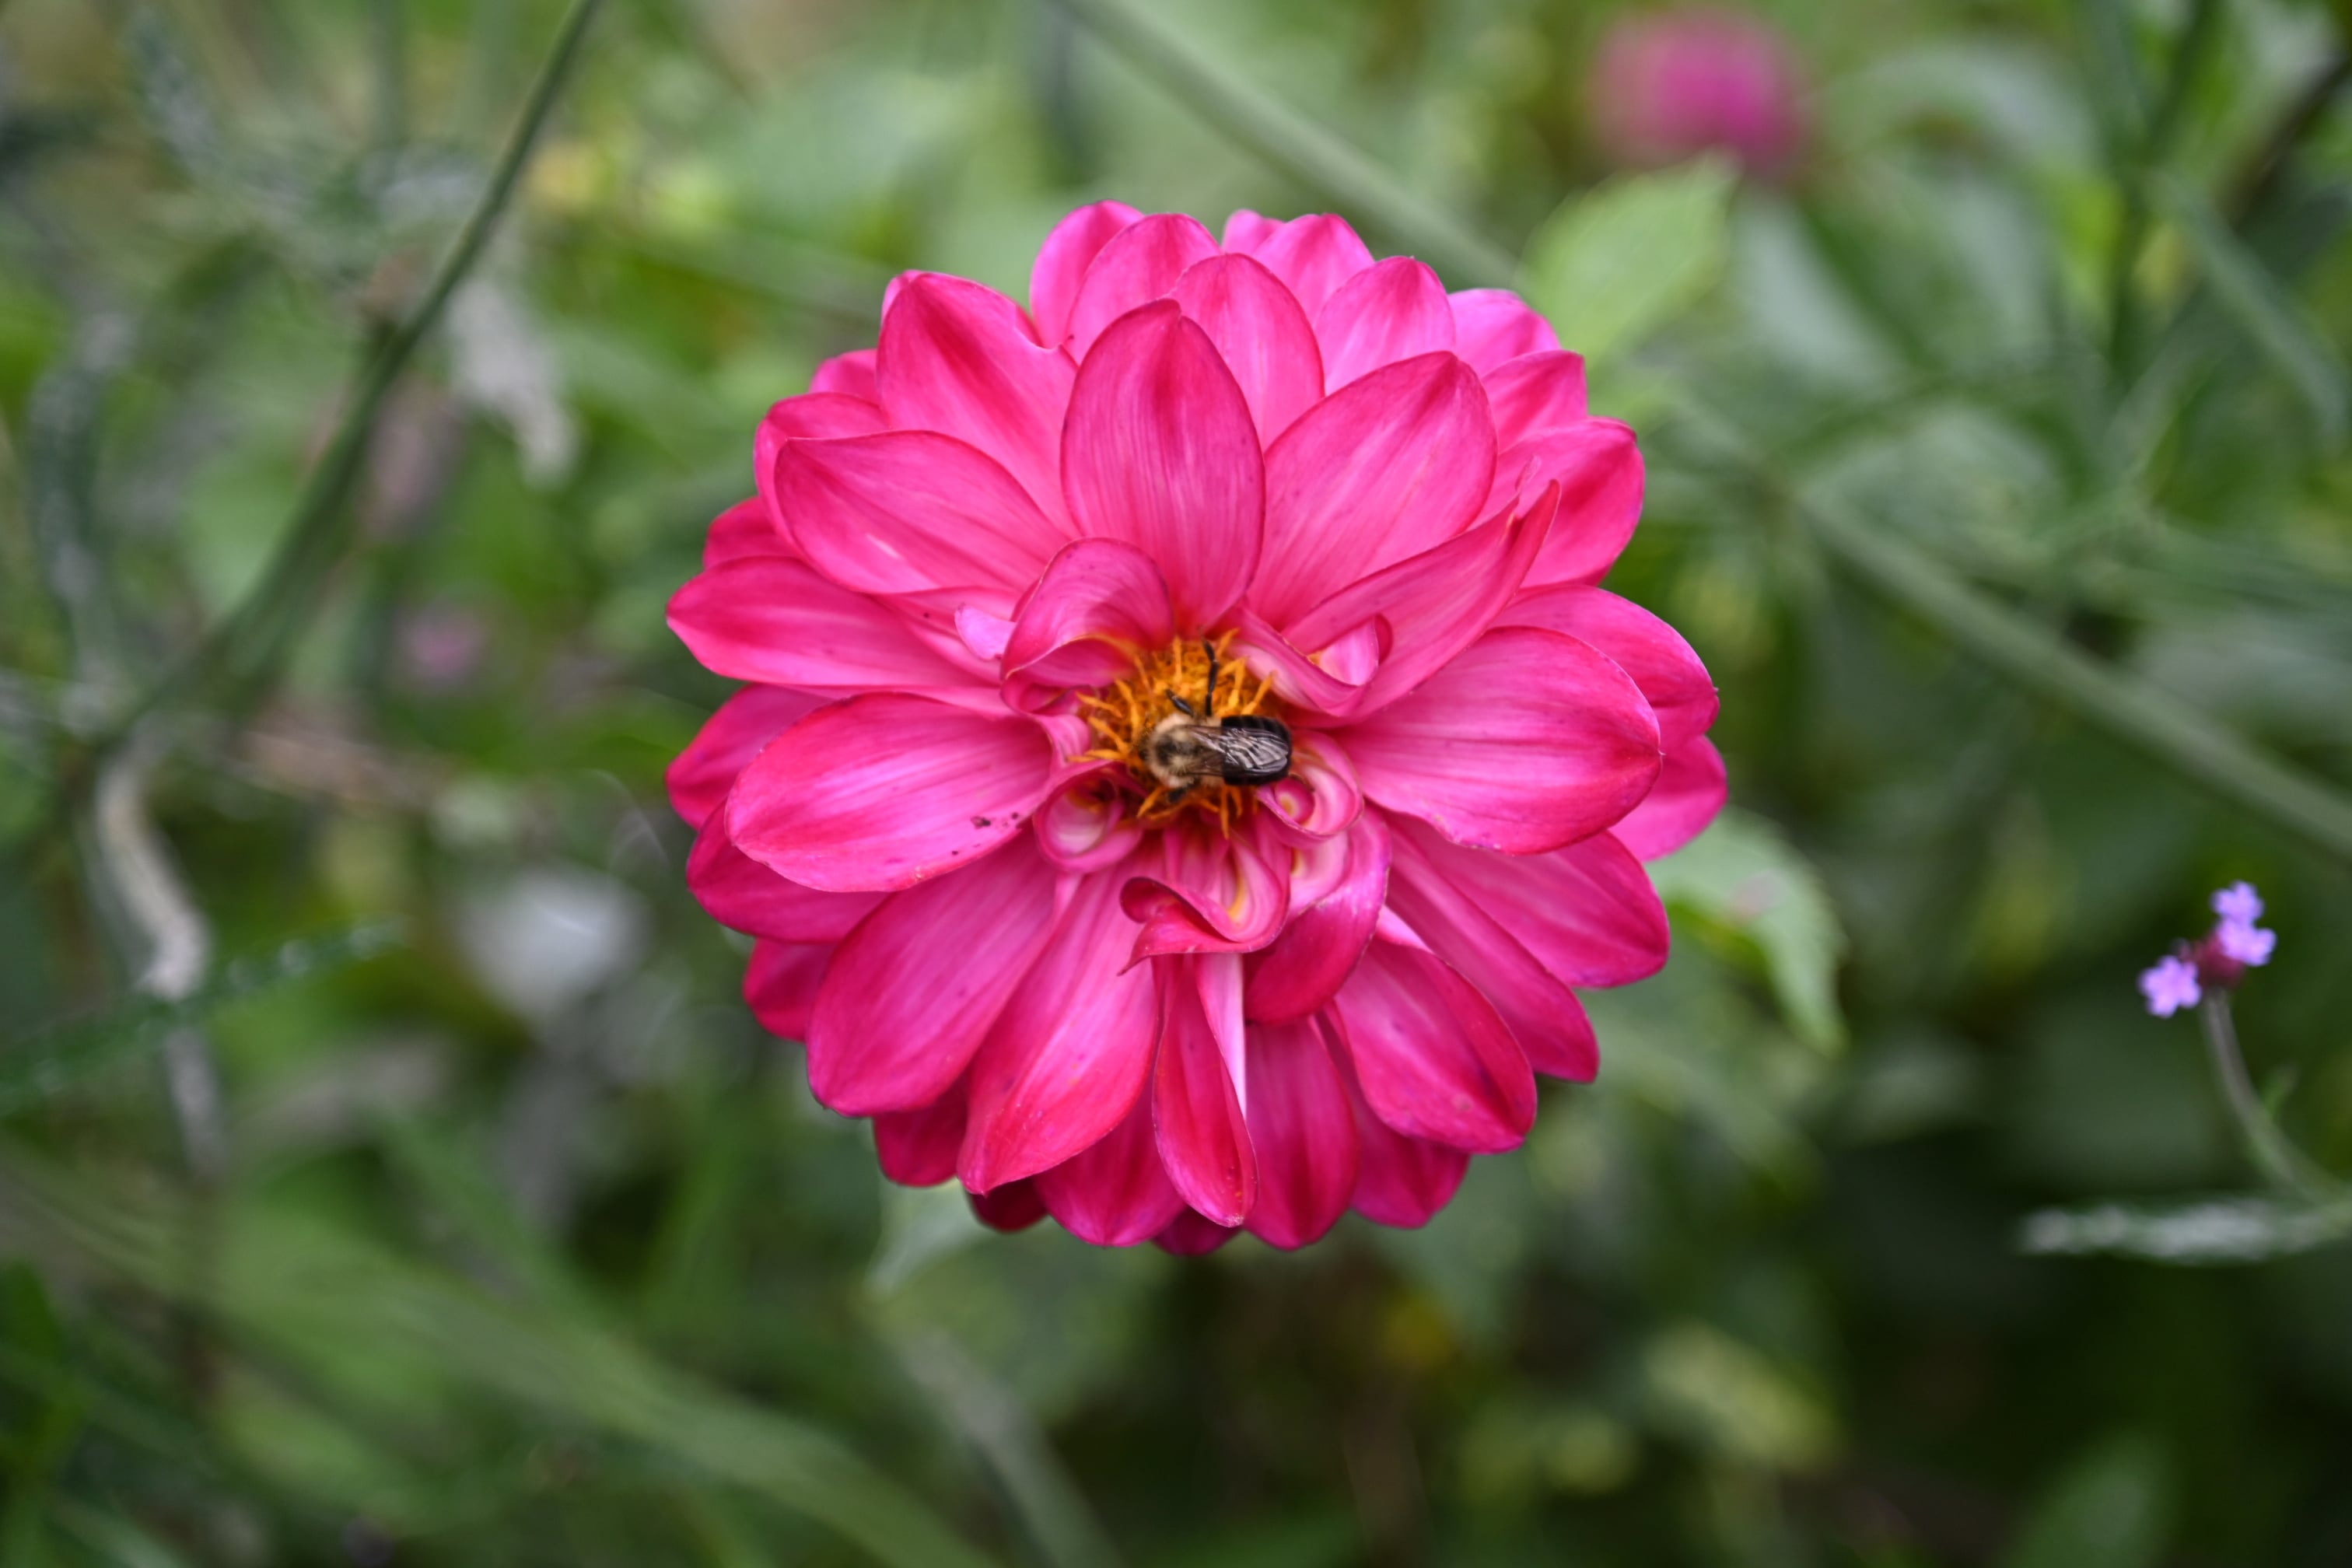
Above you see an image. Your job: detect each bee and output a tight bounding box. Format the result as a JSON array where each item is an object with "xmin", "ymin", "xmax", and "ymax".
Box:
[{"xmin": 1140, "ymin": 642, "xmax": 1293, "ymax": 802}]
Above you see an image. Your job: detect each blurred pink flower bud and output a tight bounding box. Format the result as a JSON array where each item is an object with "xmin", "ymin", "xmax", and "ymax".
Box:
[
  {"xmin": 1591, "ymin": 9, "xmax": 1808, "ymax": 177},
  {"xmin": 397, "ymin": 601, "xmax": 489, "ymax": 691}
]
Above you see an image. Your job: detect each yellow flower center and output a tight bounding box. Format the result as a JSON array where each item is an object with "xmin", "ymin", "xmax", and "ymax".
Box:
[{"xmin": 1080, "ymin": 632, "xmax": 1282, "ymax": 831}]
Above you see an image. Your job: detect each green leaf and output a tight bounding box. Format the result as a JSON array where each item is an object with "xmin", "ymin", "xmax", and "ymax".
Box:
[
  {"xmin": 2018, "ymin": 1195, "xmax": 2352, "ymax": 1265},
  {"xmin": 2000, "ymin": 1433, "xmax": 2171, "ymax": 1568},
  {"xmin": 1518, "ymin": 159, "xmax": 1739, "ymax": 362},
  {"xmin": 2153, "ymin": 174, "xmax": 2350, "ymax": 445},
  {"xmin": 1647, "ymin": 810, "xmax": 1848, "ymax": 1053}
]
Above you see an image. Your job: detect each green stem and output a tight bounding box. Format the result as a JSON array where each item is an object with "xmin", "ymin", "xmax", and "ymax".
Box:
[
  {"xmin": 116, "ymin": 0, "xmax": 601, "ymax": 737},
  {"xmin": 2198, "ymin": 993, "xmax": 2341, "ymax": 1201},
  {"xmin": 2105, "ymin": 0, "xmax": 2222, "ymax": 376},
  {"xmin": 1042, "ymin": 0, "xmax": 1518, "ymax": 287}
]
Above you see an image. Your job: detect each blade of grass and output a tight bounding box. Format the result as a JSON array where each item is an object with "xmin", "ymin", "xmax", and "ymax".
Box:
[
  {"xmin": 0, "ymin": 1144, "xmax": 1004, "ymax": 1568},
  {"xmin": 113, "ymin": 0, "xmax": 603, "ymax": 738},
  {"xmin": 1048, "ymin": 0, "xmax": 2352, "ymax": 864},
  {"xmin": 1041, "ymin": 0, "xmax": 1518, "ymax": 287}
]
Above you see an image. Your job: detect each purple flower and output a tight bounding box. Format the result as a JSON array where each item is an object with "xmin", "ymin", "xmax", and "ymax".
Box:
[
  {"xmin": 2211, "ymin": 881, "xmax": 2264, "ymax": 926},
  {"xmin": 2138, "ymin": 955, "xmax": 2202, "ymax": 1018},
  {"xmin": 2215, "ymin": 919, "xmax": 2276, "ymax": 967}
]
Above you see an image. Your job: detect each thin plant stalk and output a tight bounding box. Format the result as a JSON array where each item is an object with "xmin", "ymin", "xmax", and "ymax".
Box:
[{"xmin": 2199, "ymin": 994, "xmax": 2342, "ymax": 1202}]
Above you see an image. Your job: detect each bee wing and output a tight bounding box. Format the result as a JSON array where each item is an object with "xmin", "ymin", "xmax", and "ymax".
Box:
[{"xmin": 1204, "ymin": 724, "xmax": 1291, "ymax": 780}]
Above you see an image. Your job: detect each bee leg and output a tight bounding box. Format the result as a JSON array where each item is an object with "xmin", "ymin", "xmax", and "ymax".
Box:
[{"xmin": 1167, "ymin": 691, "xmax": 1197, "ymax": 719}]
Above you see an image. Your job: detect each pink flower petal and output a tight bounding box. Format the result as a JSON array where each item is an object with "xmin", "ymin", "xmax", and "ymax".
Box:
[
  {"xmin": 669, "ymin": 558, "xmax": 981, "ymax": 695},
  {"xmin": 1153, "ymin": 961, "xmax": 1258, "ymax": 1225},
  {"xmin": 728, "ymin": 695, "xmax": 1055, "ymax": 893},
  {"xmin": 1035, "ymin": 1087, "xmax": 1186, "ymax": 1247},
  {"xmin": 1244, "ymin": 812, "xmax": 1388, "ymax": 1023},
  {"xmin": 1485, "ymin": 420, "xmax": 1645, "ymax": 586},
  {"xmin": 1029, "ymin": 200, "xmax": 1144, "ymax": 348},
  {"xmin": 1170, "ymin": 253, "xmax": 1325, "ymax": 444},
  {"xmin": 968, "ymin": 1180, "xmax": 1047, "ymax": 1231},
  {"xmin": 745, "ymin": 940, "xmax": 830, "ymax": 1041},
  {"xmin": 1612, "ymin": 735, "xmax": 1727, "ymax": 861},
  {"xmin": 1062, "ymin": 213, "xmax": 1221, "ymax": 361},
  {"xmin": 999, "ymin": 538, "xmax": 1175, "ymax": 712},
  {"xmin": 1225, "ymin": 608, "xmax": 1371, "ymax": 721},
  {"xmin": 705, "ymin": 497, "xmax": 790, "ymax": 567},
  {"xmin": 1222, "ymin": 212, "xmax": 1376, "ymax": 317},
  {"xmin": 774, "ymin": 431, "xmax": 1071, "ymax": 599},
  {"xmin": 876, "ymin": 1090, "xmax": 965, "ymax": 1186},
  {"xmin": 1286, "ymin": 483, "xmax": 1558, "ymax": 718},
  {"xmin": 959, "ymin": 864, "xmax": 1160, "ymax": 1191},
  {"xmin": 1497, "ymin": 583, "xmax": 1718, "ymax": 749},
  {"xmin": 1254, "ymin": 353, "xmax": 1495, "ymax": 627},
  {"xmin": 1260, "ymin": 731, "xmax": 1365, "ymax": 844},
  {"xmin": 667, "ymin": 685, "xmax": 823, "ymax": 828},
  {"xmin": 1315, "ymin": 257, "xmax": 1454, "ymax": 391},
  {"xmin": 1344, "ymin": 626, "xmax": 1661, "ymax": 855},
  {"xmin": 810, "ymin": 349, "xmax": 879, "ymax": 401},
  {"xmin": 1062, "ymin": 303, "xmax": 1265, "ymax": 632},
  {"xmin": 1482, "ymin": 351, "xmax": 1588, "ymax": 446},
  {"xmin": 1242, "ymin": 1017, "xmax": 1358, "ymax": 1248},
  {"xmin": 877, "ymin": 273, "xmax": 1076, "ymax": 526},
  {"xmin": 1122, "ymin": 821, "xmax": 1293, "ymax": 961},
  {"xmin": 1326, "ymin": 938, "xmax": 1536, "ymax": 1152},
  {"xmin": 803, "ymin": 838, "xmax": 1062, "ymax": 1114},
  {"xmin": 1034, "ymin": 763, "xmax": 1146, "ymax": 873},
  {"xmin": 1450, "ymin": 290, "xmax": 1562, "ymax": 375},
  {"xmin": 1384, "ymin": 821, "xmax": 1598, "ymax": 1080},
  {"xmin": 1341, "ymin": 1050, "xmax": 1470, "ymax": 1228},
  {"xmin": 1395, "ymin": 819, "xmax": 1668, "ymax": 987},
  {"xmin": 688, "ymin": 816, "xmax": 884, "ymax": 941},
  {"xmin": 1155, "ymin": 1207, "xmax": 1241, "ymax": 1255}
]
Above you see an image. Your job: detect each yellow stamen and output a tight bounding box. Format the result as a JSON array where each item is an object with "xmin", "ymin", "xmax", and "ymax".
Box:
[{"xmin": 1080, "ymin": 632, "xmax": 1283, "ymax": 830}]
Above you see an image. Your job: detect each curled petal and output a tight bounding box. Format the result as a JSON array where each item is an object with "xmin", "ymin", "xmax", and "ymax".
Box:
[
  {"xmin": 688, "ymin": 817, "xmax": 882, "ymax": 942},
  {"xmin": 810, "ymin": 349, "xmax": 879, "ymax": 401},
  {"xmin": 1345, "ymin": 627, "xmax": 1662, "ymax": 855},
  {"xmin": 1029, "ymin": 200, "xmax": 1143, "ymax": 348},
  {"xmin": 1486, "ymin": 421, "xmax": 1645, "ymax": 587},
  {"xmin": 960, "ymin": 864, "xmax": 1160, "ymax": 1191},
  {"xmin": 668, "ymin": 685, "xmax": 823, "ymax": 828},
  {"xmin": 1153, "ymin": 961, "xmax": 1258, "ymax": 1226},
  {"xmin": 669, "ymin": 558, "xmax": 980, "ymax": 694},
  {"xmin": 1260, "ymin": 730, "xmax": 1364, "ymax": 844},
  {"xmin": 1062, "ymin": 212, "xmax": 1221, "ymax": 360},
  {"xmin": 1450, "ymin": 289, "xmax": 1561, "ymax": 376},
  {"xmin": 1155, "ymin": 1207, "xmax": 1241, "ymax": 1255},
  {"xmin": 1327, "ymin": 939, "xmax": 1535, "ymax": 1153},
  {"xmin": 1034, "ymin": 762, "xmax": 1147, "ymax": 873},
  {"xmin": 1062, "ymin": 303, "xmax": 1264, "ymax": 632},
  {"xmin": 1000, "ymin": 538, "xmax": 1176, "ymax": 712},
  {"xmin": 1122, "ymin": 821, "xmax": 1293, "ymax": 961},
  {"xmin": 1225, "ymin": 608, "xmax": 1370, "ymax": 722},
  {"xmin": 1254, "ymin": 353, "xmax": 1495, "ymax": 628},
  {"xmin": 878, "ymin": 273, "xmax": 1076, "ymax": 526},
  {"xmin": 745, "ymin": 940, "xmax": 830, "ymax": 1041},
  {"xmin": 1286, "ymin": 484, "xmax": 1558, "ymax": 719},
  {"xmin": 729, "ymin": 695, "xmax": 1055, "ymax": 893},
  {"xmin": 1337, "ymin": 1048, "xmax": 1469, "ymax": 1228},
  {"xmin": 775, "ymin": 432, "xmax": 1070, "ymax": 599},
  {"xmin": 1242, "ymin": 1017, "xmax": 1358, "ymax": 1248},
  {"xmin": 1498, "ymin": 583, "xmax": 1717, "ymax": 749},
  {"xmin": 1612, "ymin": 736, "xmax": 1727, "ymax": 861},
  {"xmin": 1222, "ymin": 212, "xmax": 1375, "ymax": 317},
  {"xmin": 705, "ymin": 497, "xmax": 791, "ymax": 567},
  {"xmin": 1243, "ymin": 810, "xmax": 1389, "ymax": 1024},
  {"xmin": 968, "ymin": 1180, "xmax": 1047, "ymax": 1231},
  {"xmin": 1395, "ymin": 817, "xmax": 1668, "ymax": 988},
  {"xmin": 1482, "ymin": 351, "xmax": 1588, "ymax": 446},
  {"xmin": 1384, "ymin": 821, "xmax": 1598, "ymax": 1080},
  {"xmin": 1315, "ymin": 257, "xmax": 1454, "ymax": 390},
  {"xmin": 876, "ymin": 1090, "xmax": 965, "ymax": 1186},
  {"xmin": 1035, "ymin": 1088, "xmax": 1185, "ymax": 1247},
  {"xmin": 804, "ymin": 838, "xmax": 1062, "ymax": 1115},
  {"xmin": 1171, "ymin": 253, "xmax": 1324, "ymax": 444}
]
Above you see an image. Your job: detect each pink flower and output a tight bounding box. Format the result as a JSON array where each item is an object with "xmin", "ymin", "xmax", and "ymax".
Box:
[
  {"xmin": 2137, "ymin": 954, "xmax": 2201, "ymax": 1018},
  {"xmin": 1591, "ymin": 9, "xmax": 1808, "ymax": 177},
  {"xmin": 667, "ymin": 205, "xmax": 1725, "ymax": 1251}
]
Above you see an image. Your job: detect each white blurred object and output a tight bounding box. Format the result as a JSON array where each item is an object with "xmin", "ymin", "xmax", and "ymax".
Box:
[
  {"xmin": 448, "ymin": 277, "xmax": 579, "ymax": 488},
  {"xmin": 457, "ymin": 865, "xmax": 649, "ymax": 1024}
]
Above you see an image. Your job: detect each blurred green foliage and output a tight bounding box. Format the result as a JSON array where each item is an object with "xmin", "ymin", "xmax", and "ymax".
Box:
[{"xmin": 2, "ymin": 0, "xmax": 2351, "ymax": 1563}]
